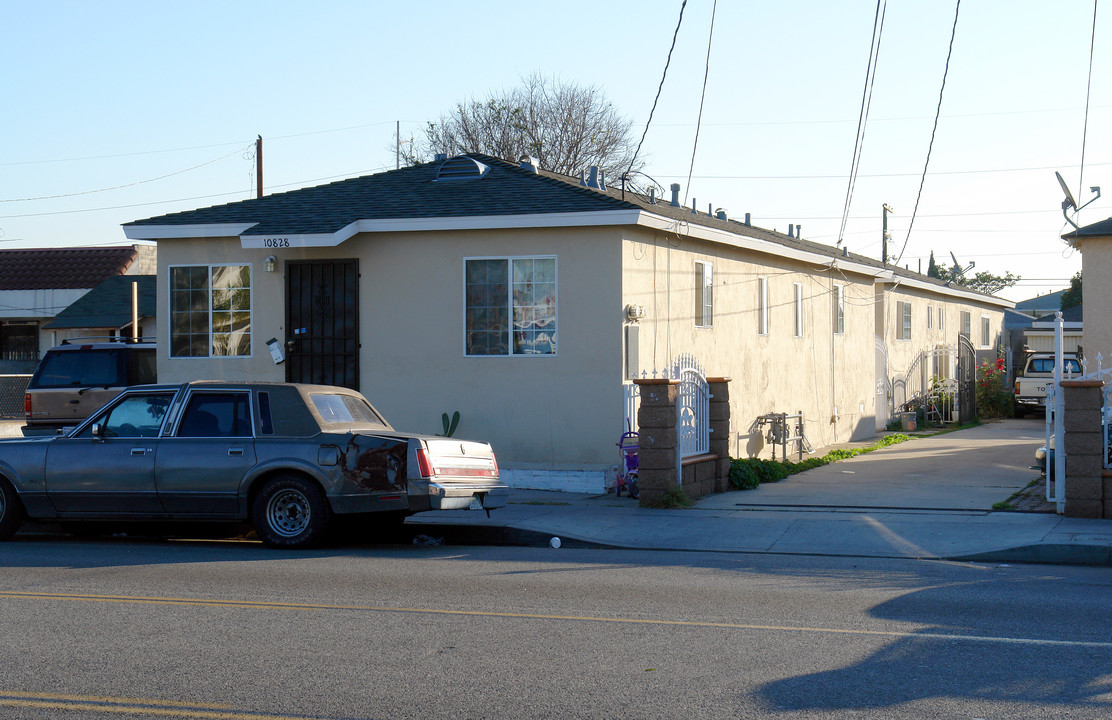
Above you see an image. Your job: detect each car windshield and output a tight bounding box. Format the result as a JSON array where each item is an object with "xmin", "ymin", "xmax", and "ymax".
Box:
[
  {"xmin": 309, "ymin": 393, "xmax": 387, "ymax": 426},
  {"xmin": 1028, "ymin": 357, "xmax": 1082, "ymax": 374},
  {"xmin": 33, "ymin": 349, "xmax": 123, "ymax": 387}
]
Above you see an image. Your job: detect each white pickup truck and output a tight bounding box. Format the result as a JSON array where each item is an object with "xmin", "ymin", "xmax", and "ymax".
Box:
[{"xmin": 1013, "ymin": 351, "xmax": 1082, "ymax": 417}]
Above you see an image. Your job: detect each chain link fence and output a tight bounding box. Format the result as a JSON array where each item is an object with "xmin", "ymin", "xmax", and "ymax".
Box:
[{"xmin": 0, "ymin": 375, "xmax": 31, "ymax": 418}]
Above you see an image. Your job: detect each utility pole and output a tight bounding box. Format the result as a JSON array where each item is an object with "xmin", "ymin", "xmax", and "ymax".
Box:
[
  {"xmin": 882, "ymin": 204, "xmax": 893, "ymax": 265},
  {"xmin": 256, "ymin": 135, "xmax": 263, "ymax": 198},
  {"xmin": 396, "ymin": 121, "xmax": 400, "ymax": 170}
]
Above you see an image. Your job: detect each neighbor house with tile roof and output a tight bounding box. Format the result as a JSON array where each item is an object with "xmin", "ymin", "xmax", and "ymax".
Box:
[
  {"xmin": 0, "ymin": 245, "xmax": 155, "ymax": 373},
  {"xmin": 123, "ymin": 154, "xmax": 1011, "ymax": 491}
]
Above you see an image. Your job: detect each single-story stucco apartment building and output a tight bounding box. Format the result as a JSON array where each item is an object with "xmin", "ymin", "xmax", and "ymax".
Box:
[{"xmin": 123, "ymin": 153, "xmax": 1011, "ymax": 492}]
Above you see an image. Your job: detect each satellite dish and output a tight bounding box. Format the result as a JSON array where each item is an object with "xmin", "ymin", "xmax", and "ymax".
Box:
[{"xmin": 1056, "ymin": 171, "xmax": 1078, "ymax": 210}]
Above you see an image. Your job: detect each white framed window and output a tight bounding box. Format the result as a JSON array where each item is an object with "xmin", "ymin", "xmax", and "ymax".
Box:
[
  {"xmin": 758, "ymin": 276, "xmax": 769, "ymax": 336},
  {"xmin": 465, "ymin": 256, "xmax": 557, "ymax": 356},
  {"xmin": 927, "ymin": 306, "xmax": 934, "ymax": 330},
  {"xmin": 833, "ymin": 285, "xmax": 845, "ymax": 335},
  {"xmin": 793, "ymin": 282, "xmax": 803, "ymax": 338},
  {"xmin": 897, "ymin": 301, "xmax": 912, "ymax": 340},
  {"xmin": 960, "ymin": 310, "xmax": 971, "ymax": 339},
  {"xmin": 170, "ymin": 264, "xmax": 252, "ymax": 358},
  {"xmin": 980, "ymin": 315, "xmax": 991, "ymax": 348},
  {"xmin": 939, "ymin": 308, "xmax": 945, "ymax": 331},
  {"xmin": 695, "ymin": 262, "xmax": 713, "ymax": 328}
]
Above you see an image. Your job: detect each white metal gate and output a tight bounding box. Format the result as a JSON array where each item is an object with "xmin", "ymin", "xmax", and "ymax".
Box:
[{"xmin": 674, "ymin": 353, "xmax": 709, "ymax": 457}]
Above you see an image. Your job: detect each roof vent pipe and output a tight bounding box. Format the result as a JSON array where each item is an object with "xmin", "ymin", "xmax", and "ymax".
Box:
[
  {"xmin": 715, "ymin": 209, "xmax": 728, "ymax": 221},
  {"xmin": 744, "ymin": 212, "xmax": 751, "ymax": 226},
  {"xmin": 434, "ymin": 153, "xmax": 448, "ymax": 162},
  {"xmin": 586, "ymin": 166, "xmax": 607, "ymax": 191},
  {"xmin": 843, "ymin": 246, "xmax": 849, "ymax": 257},
  {"xmin": 691, "ymin": 198, "xmax": 698, "ymax": 215},
  {"xmin": 788, "ymin": 224, "xmax": 795, "ymax": 238},
  {"xmin": 519, "ymin": 155, "xmax": 539, "ymax": 173},
  {"xmin": 670, "ymin": 184, "xmax": 681, "ymax": 207},
  {"xmin": 796, "ymin": 224, "xmax": 802, "ymax": 237},
  {"xmin": 649, "ymin": 188, "xmax": 656, "ymax": 204}
]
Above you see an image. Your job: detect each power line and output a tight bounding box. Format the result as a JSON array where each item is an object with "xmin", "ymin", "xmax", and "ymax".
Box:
[
  {"xmin": 683, "ymin": 0, "xmax": 717, "ymax": 206},
  {"xmin": 658, "ymin": 159, "xmax": 1112, "ymax": 181},
  {"xmin": 894, "ymin": 0, "xmax": 962, "ymax": 266},
  {"xmin": 0, "ymin": 145, "xmax": 251, "ymax": 203},
  {"xmin": 837, "ymin": 0, "xmax": 887, "ymax": 246},
  {"xmin": 627, "ymin": 0, "xmax": 688, "ymax": 184}
]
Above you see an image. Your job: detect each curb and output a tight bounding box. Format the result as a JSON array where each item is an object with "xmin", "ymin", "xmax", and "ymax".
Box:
[{"xmin": 948, "ymin": 543, "xmax": 1112, "ymax": 567}]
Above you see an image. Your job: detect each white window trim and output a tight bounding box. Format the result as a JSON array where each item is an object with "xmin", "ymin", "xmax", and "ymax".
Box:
[
  {"xmin": 833, "ymin": 285, "xmax": 845, "ymax": 335},
  {"xmin": 927, "ymin": 306, "xmax": 933, "ymax": 330},
  {"xmin": 168, "ymin": 263, "xmax": 254, "ymax": 359},
  {"xmin": 463, "ymin": 255, "xmax": 558, "ymax": 358},
  {"xmin": 897, "ymin": 301, "xmax": 912, "ymax": 341},
  {"xmin": 980, "ymin": 314, "xmax": 991, "ymax": 349},
  {"xmin": 939, "ymin": 308, "xmax": 946, "ymax": 331},
  {"xmin": 961, "ymin": 310, "xmax": 972, "ymax": 338},
  {"xmin": 695, "ymin": 261, "xmax": 713, "ymax": 328},
  {"xmin": 758, "ymin": 276, "xmax": 769, "ymax": 336},
  {"xmin": 793, "ymin": 282, "xmax": 803, "ymax": 338}
]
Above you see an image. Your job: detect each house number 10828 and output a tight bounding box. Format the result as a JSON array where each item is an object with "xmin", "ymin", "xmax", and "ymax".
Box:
[{"xmin": 263, "ymin": 238, "xmax": 290, "ymax": 248}]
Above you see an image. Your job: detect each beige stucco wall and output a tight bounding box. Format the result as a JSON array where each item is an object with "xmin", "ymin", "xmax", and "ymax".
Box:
[
  {"xmin": 155, "ymin": 228, "xmax": 623, "ymax": 481},
  {"xmin": 1080, "ymin": 236, "xmax": 1112, "ymax": 361},
  {"xmin": 880, "ymin": 284, "xmax": 1006, "ymax": 376},
  {"xmin": 620, "ymin": 228, "xmax": 879, "ymax": 457}
]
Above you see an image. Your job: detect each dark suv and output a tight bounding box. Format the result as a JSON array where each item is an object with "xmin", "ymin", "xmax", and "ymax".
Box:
[{"xmin": 22, "ymin": 338, "xmax": 156, "ymax": 436}]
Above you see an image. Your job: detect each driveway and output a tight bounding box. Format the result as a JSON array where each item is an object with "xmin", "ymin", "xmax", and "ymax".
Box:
[{"xmin": 699, "ymin": 418, "xmax": 1047, "ymax": 512}]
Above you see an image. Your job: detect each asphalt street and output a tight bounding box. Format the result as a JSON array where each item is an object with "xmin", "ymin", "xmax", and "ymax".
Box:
[{"xmin": 1, "ymin": 537, "xmax": 1110, "ymax": 719}]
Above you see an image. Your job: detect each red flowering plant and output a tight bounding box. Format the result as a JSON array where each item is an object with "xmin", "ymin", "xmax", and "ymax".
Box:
[{"xmin": 976, "ymin": 354, "xmax": 1012, "ymax": 418}]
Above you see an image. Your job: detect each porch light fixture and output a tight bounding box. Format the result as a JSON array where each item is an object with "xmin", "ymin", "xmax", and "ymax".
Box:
[{"xmin": 263, "ymin": 255, "xmax": 277, "ymax": 273}]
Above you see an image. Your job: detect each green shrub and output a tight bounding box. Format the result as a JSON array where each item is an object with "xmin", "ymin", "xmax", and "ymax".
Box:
[
  {"xmin": 645, "ymin": 486, "xmax": 692, "ymax": 509},
  {"xmin": 728, "ymin": 433, "xmax": 916, "ymax": 490}
]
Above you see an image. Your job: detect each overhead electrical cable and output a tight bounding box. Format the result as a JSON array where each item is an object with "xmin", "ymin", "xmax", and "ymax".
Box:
[
  {"xmin": 837, "ymin": 0, "xmax": 887, "ymax": 246},
  {"xmin": 1078, "ymin": 0, "xmax": 1099, "ymax": 225},
  {"xmin": 626, "ymin": 0, "xmax": 687, "ymax": 188},
  {"xmin": 683, "ymin": 0, "xmax": 717, "ymax": 206},
  {"xmin": 894, "ymin": 0, "xmax": 962, "ymax": 266},
  {"xmin": 0, "ymin": 144, "xmax": 252, "ymax": 203}
]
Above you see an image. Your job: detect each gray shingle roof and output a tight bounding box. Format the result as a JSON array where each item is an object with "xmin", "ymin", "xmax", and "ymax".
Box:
[
  {"xmin": 126, "ymin": 154, "xmax": 639, "ymax": 236},
  {"xmin": 1062, "ymin": 216, "xmax": 1112, "ymax": 239},
  {"xmin": 43, "ymin": 275, "xmax": 156, "ymax": 329},
  {"xmin": 126, "ymin": 153, "xmax": 1004, "ymax": 303}
]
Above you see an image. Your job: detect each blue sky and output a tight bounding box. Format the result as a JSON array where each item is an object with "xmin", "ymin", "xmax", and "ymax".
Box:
[{"xmin": 2, "ymin": 0, "xmax": 1108, "ymax": 301}]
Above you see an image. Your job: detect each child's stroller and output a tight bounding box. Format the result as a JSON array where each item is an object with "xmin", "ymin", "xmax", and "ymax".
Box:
[{"xmin": 615, "ymin": 427, "xmax": 639, "ymax": 499}]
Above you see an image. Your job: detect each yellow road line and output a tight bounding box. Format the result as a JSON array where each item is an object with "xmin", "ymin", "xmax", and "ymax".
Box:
[
  {"xmin": 2, "ymin": 590, "xmax": 1109, "ymax": 649},
  {"xmin": 0, "ymin": 692, "xmax": 318, "ymax": 720}
]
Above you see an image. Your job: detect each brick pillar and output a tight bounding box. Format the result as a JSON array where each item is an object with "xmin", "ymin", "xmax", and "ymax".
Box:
[
  {"xmin": 1060, "ymin": 379, "xmax": 1108, "ymax": 518},
  {"xmin": 708, "ymin": 377, "xmax": 732, "ymax": 493},
  {"xmin": 634, "ymin": 379, "xmax": 679, "ymax": 507}
]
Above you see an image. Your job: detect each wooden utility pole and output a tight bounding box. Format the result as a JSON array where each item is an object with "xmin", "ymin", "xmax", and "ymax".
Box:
[
  {"xmin": 256, "ymin": 135, "xmax": 263, "ymax": 198},
  {"xmin": 396, "ymin": 121, "xmax": 400, "ymax": 170},
  {"xmin": 882, "ymin": 204, "xmax": 893, "ymax": 265}
]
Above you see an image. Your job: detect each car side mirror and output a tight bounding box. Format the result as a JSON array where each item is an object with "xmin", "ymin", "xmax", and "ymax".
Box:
[{"xmin": 91, "ymin": 423, "xmax": 103, "ymax": 439}]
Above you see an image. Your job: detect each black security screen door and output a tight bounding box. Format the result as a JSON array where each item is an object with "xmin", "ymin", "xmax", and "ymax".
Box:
[{"xmin": 285, "ymin": 260, "xmax": 359, "ymax": 390}]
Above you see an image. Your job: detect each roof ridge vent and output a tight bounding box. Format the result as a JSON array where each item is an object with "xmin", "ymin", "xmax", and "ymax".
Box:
[{"xmin": 436, "ymin": 155, "xmax": 489, "ymax": 181}]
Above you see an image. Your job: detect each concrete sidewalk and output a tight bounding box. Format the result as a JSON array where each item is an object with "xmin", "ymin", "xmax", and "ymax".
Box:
[{"xmin": 410, "ymin": 419, "xmax": 1112, "ymax": 566}]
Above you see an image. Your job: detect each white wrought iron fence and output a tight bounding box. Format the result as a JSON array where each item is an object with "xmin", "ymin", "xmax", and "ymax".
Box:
[{"xmin": 627, "ymin": 353, "xmax": 710, "ymax": 458}]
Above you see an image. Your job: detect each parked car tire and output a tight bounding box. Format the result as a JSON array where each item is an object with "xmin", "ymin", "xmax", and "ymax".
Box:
[
  {"xmin": 252, "ymin": 474, "xmax": 331, "ymax": 549},
  {"xmin": 0, "ymin": 478, "xmax": 25, "ymax": 541}
]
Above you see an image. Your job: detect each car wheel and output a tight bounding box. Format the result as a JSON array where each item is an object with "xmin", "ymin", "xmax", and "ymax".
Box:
[
  {"xmin": 252, "ymin": 475, "xmax": 331, "ymax": 549},
  {"xmin": 0, "ymin": 478, "xmax": 25, "ymax": 541}
]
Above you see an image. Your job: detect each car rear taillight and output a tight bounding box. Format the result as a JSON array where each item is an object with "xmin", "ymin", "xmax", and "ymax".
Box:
[
  {"xmin": 416, "ymin": 449, "xmax": 433, "ymax": 478},
  {"xmin": 23, "ymin": 393, "xmax": 31, "ymax": 420}
]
